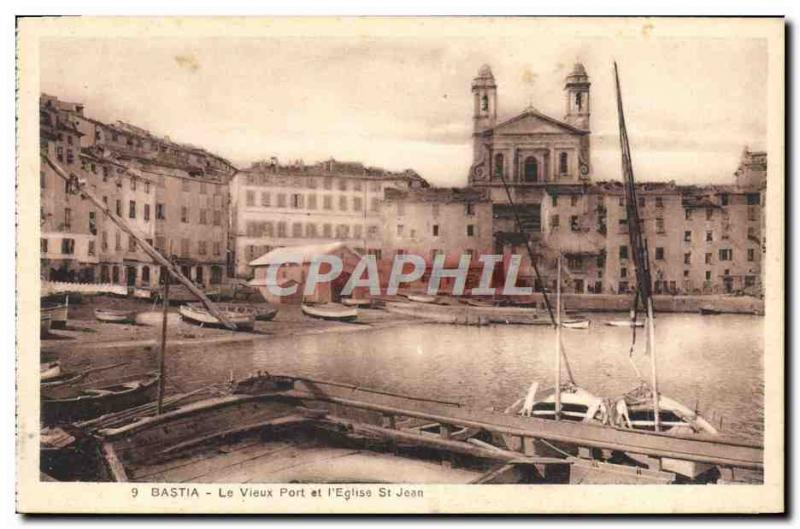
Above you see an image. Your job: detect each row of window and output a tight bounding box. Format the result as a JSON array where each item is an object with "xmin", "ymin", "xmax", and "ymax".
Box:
[
  {"xmin": 244, "ymin": 174, "xmax": 383, "ymax": 193},
  {"xmin": 244, "ymin": 190, "xmax": 375, "ymax": 213},
  {"xmin": 618, "ymin": 245, "xmax": 739, "ymax": 263},
  {"xmin": 244, "ymin": 220, "xmax": 378, "ymax": 240},
  {"xmin": 552, "ymin": 193, "xmax": 760, "ymax": 210}
]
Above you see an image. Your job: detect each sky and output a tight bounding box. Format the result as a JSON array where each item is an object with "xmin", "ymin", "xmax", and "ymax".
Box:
[{"xmin": 39, "ymin": 33, "xmax": 768, "ymax": 187}]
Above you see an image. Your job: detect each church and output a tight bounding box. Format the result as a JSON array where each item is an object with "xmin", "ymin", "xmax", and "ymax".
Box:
[{"xmin": 467, "ymin": 62, "xmax": 593, "ymax": 267}]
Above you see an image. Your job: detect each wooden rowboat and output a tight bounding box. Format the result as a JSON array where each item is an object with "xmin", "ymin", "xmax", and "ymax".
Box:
[
  {"xmin": 94, "ymin": 308, "xmax": 136, "ymax": 324},
  {"xmin": 301, "ymin": 303, "xmax": 358, "ymax": 322},
  {"xmin": 462, "ymin": 298, "xmax": 496, "ymax": 308},
  {"xmin": 606, "ymin": 320, "xmax": 644, "ymax": 328},
  {"xmin": 699, "ymin": 307, "xmax": 722, "ymax": 315},
  {"xmin": 341, "ymin": 297, "xmax": 372, "ymax": 307},
  {"xmin": 562, "ymin": 319, "xmax": 590, "ymax": 330},
  {"xmin": 41, "ymin": 371, "xmax": 87, "ymax": 389},
  {"xmin": 41, "ymin": 361, "xmax": 61, "ymax": 381},
  {"xmin": 41, "ymin": 298, "xmax": 69, "ymax": 329},
  {"xmin": 179, "ymin": 304, "xmax": 255, "ymax": 331},
  {"xmin": 190, "ymin": 302, "xmax": 278, "ymax": 321},
  {"xmin": 405, "ymin": 293, "xmax": 437, "ymax": 304},
  {"xmin": 41, "ymin": 374, "xmax": 159, "ymax": 425}
]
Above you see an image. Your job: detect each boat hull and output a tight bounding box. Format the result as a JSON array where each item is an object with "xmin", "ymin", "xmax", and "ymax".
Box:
[
  {"xmin": 41, "ymin": 303, "xmax": 68, "ymax": 329},
  {"xmin": 94, "ymin": 308, "xmax": 136, "ymax": 324},
  {"xmin": 179, "ymin": 304, "xmax": 255, "ymax": 331},
  {"xmin": 301, "ymin": 303, "xmax": 358, "ymax": 322},
  {"xmin": 42, "ymin": 375, "xmax": 159, "ymax": 425}
]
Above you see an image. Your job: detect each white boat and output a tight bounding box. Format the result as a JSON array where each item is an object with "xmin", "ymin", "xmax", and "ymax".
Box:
[
  {"xmin": 94, "ymin": 308, "xmax": 137, "ymax": 324},
  {"xmin": 341, "ymin": 297, "xmax": 372, "ymax": 307},
  {"xmin": 41, "ymin": 361, "xmax": 61, "ymax": 381},
  {"xmin": 606, "ymin": 320, "xmax": 644, "ymax": 328},
  {"xmin": 301, "ymin": 303, "xmax": 358, "ymax": 322},
  {"xmin": 508, "ymin": 384, "xmax": 607, "ymax": 423},
  {"xmin": 604, "ymin": 63, "xmax": 720, "ymax": 479},
  {"xmin": 405, "ymin": 293, "xmax": 437, "ymax": 304},
  {"xmin": 179, "ymin": 304, "xmax": 255, "ymax": 331},
  {"xmin": 562, "ymin": 319, "xmax": 590, "ymax": 330}
]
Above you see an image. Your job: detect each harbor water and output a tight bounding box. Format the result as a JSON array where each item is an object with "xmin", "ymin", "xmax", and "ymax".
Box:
[{"xmin": 59, "ymin": 312, "xmax": 764, "ymax": 444}]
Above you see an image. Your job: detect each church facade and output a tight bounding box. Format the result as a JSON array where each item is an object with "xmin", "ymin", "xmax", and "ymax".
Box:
[{"xmin": 467, "ymin": 63, "xmax": 595, "ymax": 285}]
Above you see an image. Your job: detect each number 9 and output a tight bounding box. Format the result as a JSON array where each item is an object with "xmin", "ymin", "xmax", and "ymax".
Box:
[{"xmin": 131, "ymin": 487, "xmax": 138, "ymax": 498}]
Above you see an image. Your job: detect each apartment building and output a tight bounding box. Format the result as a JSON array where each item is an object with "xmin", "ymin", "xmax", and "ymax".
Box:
[
  {"xmin": 539, "ymin": 179, "xmax": 764, "ymax": 295},
  {"xmin": 230, "ymin": 158, "xmax": 429, "ymax": 277},
  {"xmin": 40, "ymin": 94, "xmax": 237, "ymax": 287}
]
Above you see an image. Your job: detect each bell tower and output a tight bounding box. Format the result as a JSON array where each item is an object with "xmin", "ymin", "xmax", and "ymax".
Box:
[
  {"xmin": 564, "ymin": 63, "xmax": 590, "ymax": 130},
  {"xmin": 471, "ymin": 64, "xmax": 497, "ymax": 169},
  {"xmin": 472, "ymin": 64, "xmax": 497, "ymax": 134}
]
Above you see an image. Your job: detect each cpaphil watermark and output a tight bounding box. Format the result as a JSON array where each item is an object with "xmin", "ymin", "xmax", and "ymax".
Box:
[{"xmin": 263, "ymin": 254, "xmax": 539, "ymax": 297}]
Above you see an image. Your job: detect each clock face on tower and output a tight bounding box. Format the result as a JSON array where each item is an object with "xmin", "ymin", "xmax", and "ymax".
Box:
[{"xmin": 580, "ymin": 163, "xmax": 590, "ymax": 176}]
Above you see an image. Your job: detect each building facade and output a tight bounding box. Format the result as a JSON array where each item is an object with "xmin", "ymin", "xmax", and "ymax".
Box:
[
  {"xmin": 230, "ymin": 158, "xmax": 429, "ymax": 278},
  {"xmin": 40, "ymin": 94, "xmax": 237, "ymax": 287}
]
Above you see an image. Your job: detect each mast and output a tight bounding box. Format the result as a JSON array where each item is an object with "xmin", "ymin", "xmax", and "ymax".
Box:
[
  {"xmin": 554, "ymin": 254, "xmax": 562, "ymax": 420},
  {"xmin": 43, "ymin": 154, "xmax": 238, "ymax": 331},
  {"xmin": 614, "ymin": 62, "xmax": 660, "ymax": 431}
]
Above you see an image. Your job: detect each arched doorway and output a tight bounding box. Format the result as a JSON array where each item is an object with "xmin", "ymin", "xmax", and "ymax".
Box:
[
  {"xmin": 524, "ymin": 156, "xmax": 539, "ymax": 182},
  {"xmin": 141, "ymin": 265, "xmax": 151, "ymax": 286},
  {"xmin": 126, "ymin": 266, "xmax": 137, "ymax": 287}
]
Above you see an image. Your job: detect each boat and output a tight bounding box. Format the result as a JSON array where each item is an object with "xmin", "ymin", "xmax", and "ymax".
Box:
[
  {"xmin": 132, "ymin": 287, "xmax": 153, "ymax": 300},
  {"xmin": 179, "ymin": 304, "xmax": 255, "ymax": 331},
  {"xmin": 603, "ymin": 63, "xmax": 719, "ymax": 474},
  {"xmin": 405, "ymin": 293, "xmax": 437, "ymax": 304},
  {"xmin": 41, "ymin": 297, "xmax": 69, "ymax": 329},
  {"xmin": 187, "ymin": 302, "xmax": 278, "ymax": 322},
  {"xmin": 699, "ymin": 307, "xmax": 722, "ymax": 315},
  {"xmin": 41, "ymin": 371, "xmax": 87, "ymax": 389},
  {"xmin": 94, "ymin": 308, "xmax": 137, "ymax": 324},
  {"xmin": 301, "ymin": 302, "xmax": 358, "ymax": 322},
  {"xmin": 41, "ymin": 374, "xmax": 159, "ymax": 425},
  {"xmin": 606, "ymin": 320, "xmax": 644, "ymax": 328},
  {"xmin": 562, "ymin": 319, "xmax": 590, "ymax": 330},
  {"xmin": 41, "ymin": 361, "xmax": 61, "ymax": 381},
  {"xmin": 462, "ymin": 298, "xmax": 497, "ymax": 308},
  {"xmin": 341, "ymin": 297, "xmax": 372, "ymax": 307},
  {"xmin": 40, "ymin": 314, "xmax": 52, "ymax": 336}
]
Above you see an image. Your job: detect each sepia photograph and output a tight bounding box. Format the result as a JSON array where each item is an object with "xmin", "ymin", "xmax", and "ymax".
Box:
[{"xmin": 15, "ymin": 16, "xmax": 784, "ymax": 514}]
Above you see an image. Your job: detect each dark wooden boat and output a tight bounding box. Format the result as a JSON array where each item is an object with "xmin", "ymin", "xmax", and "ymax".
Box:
[
  {"xmin": 48, "ymin": 374, "xmax": 762, "ymax": 485},
  {"xmin": 699, "ymin": 307, "xmax": 722, "ymax": 315},
  {"xmin": 189, "ymin": 302, "xmax": 278, "ymax": 321},
  {"xmin": 301, "ymin": 302, "xmax": 358, "ymax": 322},
  {"xmin": 94, "ymin": 308, "xmax": 137, "ymax": 324},
  {"xmin": 40, "ymin": 314, "xmax": 52, "ymax": 336},
  {"xmin": 41, "ymin": 297, "xmax": 69, "ymax": 328},
  {"xmin": 41, "ymin": 374, "xmax": 159, "ymax": 425},
  {"xmin": 179, "ymin": 304, "xmax": 255, "ymax": 331},
  {"xmin": 42, "ymin": 371, "xmax": 87, "ymax": 389}
]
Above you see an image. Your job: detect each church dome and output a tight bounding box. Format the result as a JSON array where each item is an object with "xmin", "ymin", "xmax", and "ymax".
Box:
[
  {"xmin": 565, "ymin": 62, "xmax": 589, "ymax": 85},
  {"xmin": 477, "ymin": 64, "xmax": 494, "ymax": 78},
  {"xmin": 571, "ymin": 62, "xmax": 587, "ymax": 76}
]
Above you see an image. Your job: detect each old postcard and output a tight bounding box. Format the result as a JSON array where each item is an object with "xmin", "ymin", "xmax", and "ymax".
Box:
[{"xmin": 16, "ymin": 16, "xmax": 784, "ymax": 514}]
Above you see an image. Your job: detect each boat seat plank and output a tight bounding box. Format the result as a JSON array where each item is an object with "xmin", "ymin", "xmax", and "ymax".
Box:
[{"xmin": 142, "ymin": 441, "xmax": 297, "ymax": 483}]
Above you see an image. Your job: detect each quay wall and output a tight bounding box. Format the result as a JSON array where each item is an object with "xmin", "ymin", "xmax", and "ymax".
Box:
[{"xmin": 545, "ymin": 294, "xmax": 763, "ymax": 315}]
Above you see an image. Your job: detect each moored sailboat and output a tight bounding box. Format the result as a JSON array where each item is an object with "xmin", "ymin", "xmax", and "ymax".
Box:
[{"xmin": 608, "ymin": 62, "xmax": 718, "ymax": 444}]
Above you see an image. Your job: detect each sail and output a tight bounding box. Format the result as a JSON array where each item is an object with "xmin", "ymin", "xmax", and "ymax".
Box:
[{"xmin": 614, "ymin": 62, "xmax": 654, "ymax": 315}]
